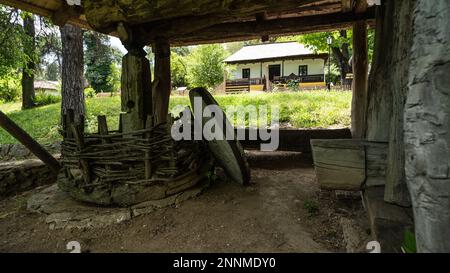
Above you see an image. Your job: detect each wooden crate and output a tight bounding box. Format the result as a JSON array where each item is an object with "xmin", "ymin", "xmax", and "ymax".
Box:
[{"xmin": 311, "ymin": 139, "xmax": 388, "ymax": 191}]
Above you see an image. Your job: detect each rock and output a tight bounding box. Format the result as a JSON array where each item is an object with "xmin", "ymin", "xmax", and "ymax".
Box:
[
  {"xmin": 28, "ymin": 184, "xmax": 132, "ymax": 229},
  {"xmin": 1, "ymin": 159, "xmax": 57, "ymax": 199}
]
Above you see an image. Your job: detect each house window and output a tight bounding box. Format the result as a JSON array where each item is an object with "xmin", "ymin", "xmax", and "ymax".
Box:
[
  {"xmin": 298, "ymin": 65, "xmax": 308, "ymax": 76},
  {"xmin": 242, "ymin": 68, "xmax": 251, "ymax": 79}
]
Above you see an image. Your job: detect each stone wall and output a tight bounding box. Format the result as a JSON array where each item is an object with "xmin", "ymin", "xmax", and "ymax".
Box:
[
  {"xmin": 0, "ymin": 142, "xmax": 61, "ymax": 161},
  {"xmin": 0, "ymin": 159, "xmax": 58, "ymax": 198}
]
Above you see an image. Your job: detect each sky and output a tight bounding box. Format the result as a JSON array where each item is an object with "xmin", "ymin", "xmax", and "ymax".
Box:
[{"xmin": 110, "ymin": 37, "xmax": 127, "ymax": 54}]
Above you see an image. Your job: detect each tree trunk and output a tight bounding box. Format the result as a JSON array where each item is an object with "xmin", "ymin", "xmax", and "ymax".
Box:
[
  {"xmin": 405, "ymin": 0, "xmax": 450, "ymax": 252},
  {"xmin": 60, "ymin": 24, "xmax": 85, "ymax": 128},
  {"xmin": 331, "ymin": 47, "xmax": 350, "ymax": 86},
  {"xmin": 365, "ymin": 0, "xmax": 412, "ymax": 207},
  {"xmin": 21, "ymin": 14, "xmax": 35, "ymax": 110}
]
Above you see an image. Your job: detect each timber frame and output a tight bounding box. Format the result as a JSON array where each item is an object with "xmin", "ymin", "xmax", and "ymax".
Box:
[{"xmin": 0, "ymin": 0, "xmax": 375, "ymax": 46}]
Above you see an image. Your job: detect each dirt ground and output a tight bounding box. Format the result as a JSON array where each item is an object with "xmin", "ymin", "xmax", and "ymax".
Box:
[{"xmin": 0, "ymin": 152, "xmax": 366, "ymax": 253}]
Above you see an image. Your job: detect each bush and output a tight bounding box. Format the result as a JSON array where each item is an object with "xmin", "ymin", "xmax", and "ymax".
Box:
[
  {"xmin": 84, "ymin": 87, "xmax": 96, "ymax": 99},
  {"xmin": 325, "ymin": 73, "xmax": 341, "ymax": 85},
  {"xmin": 0, "ymin": 74, "xmax": 21, "ymax": 102},
  {"xmin": 35, "ymin": 92, "xmax": 61, "ymax": 106}
]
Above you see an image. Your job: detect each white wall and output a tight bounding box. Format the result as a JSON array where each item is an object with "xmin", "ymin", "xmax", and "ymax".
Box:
[{"xmin": 229, "ymin": 58, "xmax": 325, "ymax": 80}]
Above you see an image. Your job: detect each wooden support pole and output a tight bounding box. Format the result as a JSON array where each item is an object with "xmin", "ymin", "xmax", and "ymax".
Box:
[
  {"xmin": 0, "ymin": 110, "xmax": 61, "ymax": 173},
  {"xmin": 120, "ymin": 47, "xmax": 152, "ymax": 132},
  {"xmin": 153, "ymin": 37, "xmax": 171, "ymax": 125},
  {"xmin": 351, "ymin": 20, "xmax": 368, "ymax": 138}
]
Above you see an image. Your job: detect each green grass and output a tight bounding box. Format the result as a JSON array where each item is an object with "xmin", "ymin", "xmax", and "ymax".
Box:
[{"xmin": 0, "ymin": 91, "xmax": 351, "ymax": 144}]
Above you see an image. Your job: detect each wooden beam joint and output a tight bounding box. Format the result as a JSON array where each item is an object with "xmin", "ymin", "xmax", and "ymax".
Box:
[{"xmin": 51, "ymin": 1, "xmax": 84, "ymax": 27}]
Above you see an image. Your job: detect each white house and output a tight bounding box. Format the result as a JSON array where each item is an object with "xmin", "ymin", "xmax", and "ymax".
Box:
[{"xmin": 224, "ymin": 42, "xmax": 328, "ymax": 92}]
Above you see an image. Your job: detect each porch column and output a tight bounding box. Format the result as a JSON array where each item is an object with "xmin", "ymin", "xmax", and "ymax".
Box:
[
  {"xmin": 153, "ymin": 37, "xmax": 172, "ymax": 125},
  {"xmin": 351, "ymin": 20, "xmax": 368, "ymax": 139},
  {"xmin": 264, "ymin": 64, "xmax": 270, "ymax": 91}
]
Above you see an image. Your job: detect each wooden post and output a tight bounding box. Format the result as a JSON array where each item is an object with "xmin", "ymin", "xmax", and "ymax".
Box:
[
  {"xmin": 0, "ymin": 110, "xmax": 61, "ymax": 173},
  {"xmin": 153, "ymin": 37, "xmax": 171, "ymax": 125},
  {"xmin": 120, "ymin": 47, "xmax": 152, "ymax": 132},
  {"xmin": 351, "ymin": 20, "xmax": 368, "ymax": 138}
]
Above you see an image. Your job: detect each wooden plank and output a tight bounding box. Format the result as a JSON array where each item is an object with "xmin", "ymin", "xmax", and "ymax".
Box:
[
  {"xmin": 0, "ymin": 110, "xmax": 61, "ymax": 174},
  {"xmin": 311, "ymin": 139, "xmax": 388, "ymax": 191},
  {"xmin": 312, "ymin": 144, "xmax": 365, "ymax": 191}
]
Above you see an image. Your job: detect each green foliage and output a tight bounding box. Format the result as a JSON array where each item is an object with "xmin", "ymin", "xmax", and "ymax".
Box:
[
  {"xmin": 187, "ymin": 44, "xmax": 227, "ymax": 89},
  {"xmin": 35, "ymin": 92, "xmax": 61, "ymax": 106},
  {"xmin": 326, "ymin": 73, "xmax": 341, "ymax": 85},
  {"xmin": 0, "ymin": 7, "xmax": 28, "ymax": 78},
  {"xmin": 0, "ymin": 72, "xmax": 21, "ymax": 102},
  {"xmin": 45, "ymin": 61, "xmax": 60, "ymax": 81},
  {"xmin": 84, "ymin": 31, "xmax": 122, "ymax": 93},
  {"xmin": 84, "ymin": 87, "xmax": 96, "ymax": 98},
  {"xmin": 303, "ymin": 200, "xmax": 319, "ymax": 216},
  {"xmin": 171, "ymin": 51, "xmax": 189, "ymax": 88},
  {"xmin": 279, "ymin": 30, "xmax": 375, "ymax": 61},
  {"xmin": 401, "ymin": 230, "xmax": 417, "ymax": 253}
]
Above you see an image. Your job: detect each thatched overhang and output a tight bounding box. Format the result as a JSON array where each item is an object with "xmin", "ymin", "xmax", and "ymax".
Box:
[{"xmin": 0, "ymin": 0, "xmax": 375, "ymax": 46}]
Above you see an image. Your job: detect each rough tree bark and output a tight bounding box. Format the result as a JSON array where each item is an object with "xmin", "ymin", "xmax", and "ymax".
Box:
[
  {"xmin": 152, "ymin": 37, "xmax": 171, "ymax": 125},
  {"xmin": 21, "ymin": 14, "xmax": 36, "ymax": 110},
  {"xmin": 405, "ymin": 0, "xmax": 450, "ymax": 252},
  {"xmin": 60, "ymin": 24, "xmax": 85, "ymax": 127},
  {"xmin": 365, "ymin": 0, "xmax": 412, "ymax": 207},
  {"xmin": 120, "ymin": 47, "xmax": 152, "ymax": 132}
]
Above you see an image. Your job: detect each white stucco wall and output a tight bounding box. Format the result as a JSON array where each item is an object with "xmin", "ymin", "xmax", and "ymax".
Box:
[{"xmin": 229, "ymin": 58, "xmax": 325, "ymax": 80}]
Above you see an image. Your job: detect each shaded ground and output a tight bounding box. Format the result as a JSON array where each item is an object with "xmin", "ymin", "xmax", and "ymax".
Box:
[{"xmin": 0, "ymin": 152, "xmax": 359, "ymax": 253}]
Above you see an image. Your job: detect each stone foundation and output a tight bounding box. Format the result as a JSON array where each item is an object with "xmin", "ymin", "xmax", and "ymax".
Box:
[
  {"xmin": 0, "ymin": 142, "xmax": 61, "ymax": 161},
  {"xmin": 0, "ymin": 159, "xmax": 58, "ymax": 198}
]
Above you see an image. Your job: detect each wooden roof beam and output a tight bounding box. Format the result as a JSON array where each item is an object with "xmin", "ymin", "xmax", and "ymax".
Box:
[
  {"xmin": 51, "ymin": 1, "xmax": 84, "ymax": 27},
  {"xmin": 342, "ymin": 0, "xmax": 368, "ymax": 13},
  {"xmin": 170, "ymin": 8, "xmax": 375, "ymax": 46},
  {"xmin": 84, "ymin": 0, "xmax": 324, "ymax": 32}
]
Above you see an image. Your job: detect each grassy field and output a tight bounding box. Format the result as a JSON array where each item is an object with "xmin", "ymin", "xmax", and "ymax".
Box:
[{"xmin": 0, "ymin": 91, "xmax": 351, "ymax": 144}]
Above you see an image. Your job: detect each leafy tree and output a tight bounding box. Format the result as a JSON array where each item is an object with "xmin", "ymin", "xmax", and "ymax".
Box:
[
  {"xmin": 84, "ymin": 31, "xmax": 122, "ymax": 93},
  {"xmin": 35, "ymin": 17, "xmax": 63, "ymax": 81},
  {"xmin": 21, "ymin": 12, "xmax": 37, "ymax": 109},
  {"xmin": 171, "ymin": 46, "xmax": 191, "ymax": 57},
  {"xmin": 0, "ymin": 7, "xmax": 27, "ymax": 78},
  {"xmin": 0, "ymin": 6, "xmax": 26, "ymax": 102},
  {"xmin": 45, "ymin": 61, "xmax": 60, "ymax": 81},
  {"xmin": 187, "ymin": 44, "xmax": 227, "ymax": 89},
  {"xmin": 278, "ymin": 29, "xmax": 374, "ymax": 85},
  {"xmin": 171, "ymin": 51, "xmax": 189, "ymax": 88}
]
